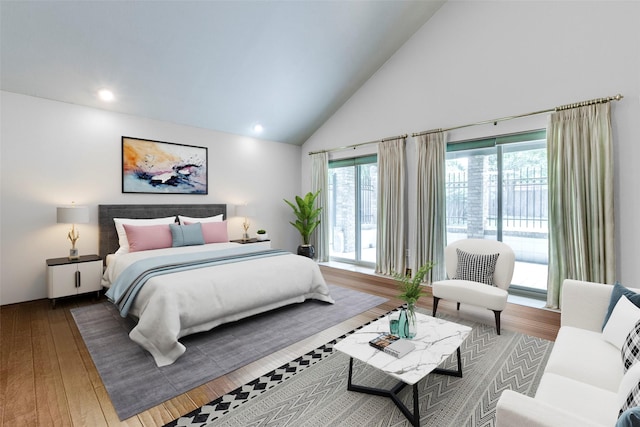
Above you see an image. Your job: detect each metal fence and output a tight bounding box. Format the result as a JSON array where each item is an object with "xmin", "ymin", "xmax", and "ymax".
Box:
[
  {"xmin": 446, "ymin": 167, "xmax": 548, "ymax": 232},
  {"xmin": 446, "ymin": 171, "xmax": 468, "ymax": 227},
  {"xmin": 360, "ymin": 174, "xmax": 376, "ymax": 225}
]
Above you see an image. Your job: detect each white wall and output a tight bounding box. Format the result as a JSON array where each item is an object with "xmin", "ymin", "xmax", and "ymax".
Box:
[
  {"xmin": 0, "ymin": 92, "xmax": 302, "ymax": 305},
  {"xmin": 302, "ymin": 1, "xmax": 640, "ymax": 283}
]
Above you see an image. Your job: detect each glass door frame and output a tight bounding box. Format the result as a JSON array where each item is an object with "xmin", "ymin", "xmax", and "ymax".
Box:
[{"xmin": 328, "ymin": 155, "xmax": 377, "ymax": 268}]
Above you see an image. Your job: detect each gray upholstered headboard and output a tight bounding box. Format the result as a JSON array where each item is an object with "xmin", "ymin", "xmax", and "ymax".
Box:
[{"xmin": 98, "ymin": 204, "xmax": 227, "ymax": 261}]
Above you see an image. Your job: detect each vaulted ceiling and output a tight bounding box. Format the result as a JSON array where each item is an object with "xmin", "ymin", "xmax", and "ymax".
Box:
[{"xmin": 1, "ymin": 1, "xmax": 444, "ymax": 145}]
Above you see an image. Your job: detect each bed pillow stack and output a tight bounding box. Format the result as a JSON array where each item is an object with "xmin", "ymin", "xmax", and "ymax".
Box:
[
  {"xmin": 183, "ymin": 221, "xmax": 228, "ymax": 243},
  {"xmin": 178, "ymin": 214, "xmax": 228, "ymax": 244},
  {"xmin": 115, "ymin": 214, "xmax": 229, "ymax": 253}
]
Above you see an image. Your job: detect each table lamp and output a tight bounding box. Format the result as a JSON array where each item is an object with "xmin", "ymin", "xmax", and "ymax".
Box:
[
  {"xmin": 57, "ymin": 204, "xmax": 89, "ymax": 259},
  {"xmin": 235, "ymin": 204, "xmax": 256, "ymax": 240}
]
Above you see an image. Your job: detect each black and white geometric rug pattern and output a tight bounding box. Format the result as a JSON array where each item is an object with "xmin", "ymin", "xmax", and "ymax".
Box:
[
  {"xmin": 164, "ymin": 313, "xmax": 379, "ymax": 427},
  {"xmin": 165, "ymin": 312, "xmax": 553, "ymax": 427}
]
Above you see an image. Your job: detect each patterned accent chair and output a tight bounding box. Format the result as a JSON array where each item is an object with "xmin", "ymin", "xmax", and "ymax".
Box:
[{"xmin": 432, "ymin": 239, "xmax": 515, "ymax": 334}]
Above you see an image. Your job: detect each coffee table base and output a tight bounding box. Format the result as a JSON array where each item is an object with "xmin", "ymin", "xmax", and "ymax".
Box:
[{"xmin": 346, "ymin": 348, "xmax": 462, "ymax": 427}]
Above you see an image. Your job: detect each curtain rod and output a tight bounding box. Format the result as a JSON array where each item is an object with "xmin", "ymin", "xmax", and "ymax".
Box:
[
  {"xmin": 308, "ymin": 133, "xmax": 407, "ymax": 156},
  {"xmin": 411, "ymin": 93, "xmax": 624, "ymax": 137}
]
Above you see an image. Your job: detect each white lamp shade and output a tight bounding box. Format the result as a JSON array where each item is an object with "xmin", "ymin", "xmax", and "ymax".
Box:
[
  {"xmin": 57, "ymin": 206, "xmax": 89, "ymax": 224},
  {"xmin": 235, "ymin": 205, "xmax": 255, "ymax": 218}
]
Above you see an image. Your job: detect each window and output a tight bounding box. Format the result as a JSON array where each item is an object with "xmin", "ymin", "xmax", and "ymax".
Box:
[
  {"xmin": 445, "ymin": 130, "xmax": 548, "ymax": 296},
  {"xmin": 328, "ymin": 155, "xmax": 377, "ymax": 266}
]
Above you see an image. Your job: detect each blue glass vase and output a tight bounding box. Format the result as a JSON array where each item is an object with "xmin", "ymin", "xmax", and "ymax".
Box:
[{"xmin": 398, "ymin": 303, "xmax": 417, "ymax": 339}]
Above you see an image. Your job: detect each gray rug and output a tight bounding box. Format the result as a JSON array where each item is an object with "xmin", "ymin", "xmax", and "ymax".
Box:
[
  {"xmin": 167, "ymin": 311, "xmax": 554, "ymax": 427},
  {"xmin": 71, "ymin": 284, "xmax": 387, "ymax": 420}
]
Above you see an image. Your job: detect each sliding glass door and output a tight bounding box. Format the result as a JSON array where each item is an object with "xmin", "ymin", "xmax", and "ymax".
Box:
[
  {"xmin": 328, "ymin": 155, "xmax": 377, "ymax": 266},
  {"xmin": 445, "ymin": 130, "xmax": 548, "ymax": 295}
]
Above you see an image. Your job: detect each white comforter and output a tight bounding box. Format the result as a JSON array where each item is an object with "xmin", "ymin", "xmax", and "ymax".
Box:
[{"xmin": 102, "ymin": 243, "xmax": 334, "ymax": 366}]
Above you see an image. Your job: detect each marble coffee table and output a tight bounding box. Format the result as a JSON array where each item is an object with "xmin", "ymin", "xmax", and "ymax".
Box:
[{"xmin": 334, "ymin": 311, "xmax": 472, "ymax": 426}]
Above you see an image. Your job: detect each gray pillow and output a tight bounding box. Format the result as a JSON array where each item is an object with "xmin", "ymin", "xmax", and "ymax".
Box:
[
  {"xmin": 603, "ymin": 282, "xmax": 640, "ymax": 330},
  {"xmin": 170, "ymin": 223, "xmax": 205, "ymax": 247},
  {"xmin": 616, "ymin": 406, "xmax": 640, "ymax": 427}
]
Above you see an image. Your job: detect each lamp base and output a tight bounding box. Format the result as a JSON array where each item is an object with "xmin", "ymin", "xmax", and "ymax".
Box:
[{"xmin": 69, "ymin": 248, "xmax": 79, "ymax": 260}]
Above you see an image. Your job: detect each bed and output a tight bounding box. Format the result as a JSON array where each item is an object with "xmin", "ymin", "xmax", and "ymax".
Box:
[{"xmin": 98, "ymin": 204, "xmax": 334, "ymax": 367}]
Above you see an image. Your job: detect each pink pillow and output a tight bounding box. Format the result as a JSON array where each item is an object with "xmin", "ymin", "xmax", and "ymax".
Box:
[
  {"xmin": 123, "ymin": 224, "xmax": 173, "ymax": 252},
  {"xmin": 186, "ymin": 220, "xmax": 228, "ymax": 243}
]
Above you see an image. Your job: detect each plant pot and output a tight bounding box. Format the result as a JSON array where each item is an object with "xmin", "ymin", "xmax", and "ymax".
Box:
[
  {"xmin": 297, "ymin": 244, "xmax": 315, "ymax": 259},
  {"xmin": 256, "ymin": 233, "xmax": 268, "ymax": 241}
]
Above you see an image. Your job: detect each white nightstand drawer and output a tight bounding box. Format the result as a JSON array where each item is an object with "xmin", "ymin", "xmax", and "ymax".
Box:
[{"xmin": 46, "ymin": 255, "xmax": 103, "ymax": 307}]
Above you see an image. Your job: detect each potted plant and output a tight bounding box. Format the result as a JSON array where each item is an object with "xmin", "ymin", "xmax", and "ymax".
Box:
[
  {"xmin": 283, "ymin": 190, "xmax": 322, "ymax": 258},
  {"xmin": 392, "ymin": 262, "xmax": 435, "ymax": 338},
  {"xmin": 256, "ymin": 229, "xmax": 268, "ymax": 241}
]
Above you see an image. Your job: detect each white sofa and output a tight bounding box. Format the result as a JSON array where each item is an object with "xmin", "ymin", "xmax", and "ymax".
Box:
[{"xmin": 496, "ymin": 279, "xmax": 640, "ymax": 427}]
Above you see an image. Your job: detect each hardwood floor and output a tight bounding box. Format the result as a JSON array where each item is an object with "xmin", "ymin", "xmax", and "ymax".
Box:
[{"xmin": 0, "ymin": 266, "xmax": 560, "ymax": 426}]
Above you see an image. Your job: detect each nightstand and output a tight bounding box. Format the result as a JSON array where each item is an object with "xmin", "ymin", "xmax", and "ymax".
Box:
[
  {"xmin": 46, "ymin": 254, "xmax": 103, "ymax": 308},
  {"xmin": 230, "ymin": 238, "xmax": 272, "ymax": 249}
]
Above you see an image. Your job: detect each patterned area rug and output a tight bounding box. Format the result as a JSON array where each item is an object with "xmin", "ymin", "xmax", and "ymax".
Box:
[{"xmin": 166, "ymin": 310, "xmax": 553, "ymax": 427}]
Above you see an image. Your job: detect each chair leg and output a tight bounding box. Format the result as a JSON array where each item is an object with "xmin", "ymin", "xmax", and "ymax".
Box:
[
  {"xmin": 493, "ymin": 310, "xmax": 501, "ymax": 335},
  {"xmin": 456, "ymin": 302, "xmax": 460, "ymax": 311},
  {"xmin": 432, "ymin": 297, "xmax": 440, "ymax": 317}
]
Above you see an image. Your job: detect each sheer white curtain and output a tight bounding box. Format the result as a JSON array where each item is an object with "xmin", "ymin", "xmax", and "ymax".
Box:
[
  {"xmin": 310, "ymin": 152, "xmax": 329, "ymax": 262},
  {"xmin": 547, "ymin": 102, "xmax": 615, "ymax": 309},
  {"xmin": 413, "ymin": 132, "xmax": 447, "ymax": 281},
  {"xmin": 376, "ymin": 137, "xmax": 406, "ymax": 275}
]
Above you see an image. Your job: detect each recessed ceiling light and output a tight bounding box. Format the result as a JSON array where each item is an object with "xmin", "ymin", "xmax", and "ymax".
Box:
[
  {"xmin": 98, "ymin": 89, "xmax": 114, "ymax": 102},
  {"xmin": 253, "ymin": 124, "xmax": 264, "ymax": 134}
]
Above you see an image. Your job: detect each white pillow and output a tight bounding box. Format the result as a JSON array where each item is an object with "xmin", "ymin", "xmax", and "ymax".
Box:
[
  {"xmin": 603, "ymin": 295, "xmax": 640, "ymax": 350},
  {"xmin": 178, "ymin": 214, "xmax": 223, "ymax": 225},
  {"xmin": 113, "ymin": 216, "xmax": 176, "ymax": 254}
]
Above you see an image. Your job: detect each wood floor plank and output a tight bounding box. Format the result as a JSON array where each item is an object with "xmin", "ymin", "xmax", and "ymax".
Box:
[
  {"xmin": 182, "ymin": 383, "xmax": 219, "ymax": 411},
  {"xmin": 49, "ymin": 308, "xmax": 108, "ymax": 427},
  {"xmin": 0, "ymin": 305, "xmax": 17, "ymax": 425},
  {"xmin": 0, "ymin": 266, "xmax": 560, "ymax": 426},
  {"xmin": 202, "ymin": 374, "xmax": 239, "ymax": 402},
  {"xmin": 64, "ymin": 307, "xmax": 104, "ymax": 389},
  {"xmin": 94, "ymin": 385, "xmax": 143, "ymax": 427},
  {"xmin": 32, "ymin": 300, "xmax": 73, "ymax": 427},
  {"xmin": 2, "ymin": 303, "xmax": 37, "ymax": 425},
  {"xmin": 135, "ymin": 404, "xmax": 173, "ymax": 427},
  {"xmin": 161, "ymin": 393, "xmax": 200, "ymax": 422}
]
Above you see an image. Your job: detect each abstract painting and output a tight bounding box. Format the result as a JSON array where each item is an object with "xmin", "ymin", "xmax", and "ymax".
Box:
[{"xmin": 122, "ymin": 137, "xmax": 208, "ymax": 194}]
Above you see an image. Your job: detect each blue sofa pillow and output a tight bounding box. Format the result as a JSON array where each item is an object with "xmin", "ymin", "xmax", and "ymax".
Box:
[
  {"xmin": 603, "ymin": 282, "xmax": 640, "ymax": 330},
  {"xmin": 616, "ymin": 406, "xmax": 640, "ymax": 427}
]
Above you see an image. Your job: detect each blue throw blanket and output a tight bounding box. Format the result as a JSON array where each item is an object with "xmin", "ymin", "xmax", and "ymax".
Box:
[{"xmin": 105, "ymin": 247, "xmax": 289, "ymax": 317}]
